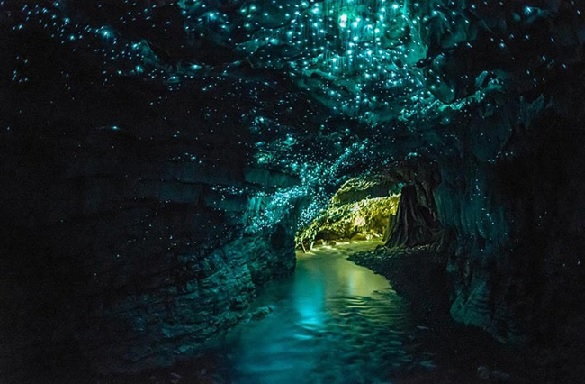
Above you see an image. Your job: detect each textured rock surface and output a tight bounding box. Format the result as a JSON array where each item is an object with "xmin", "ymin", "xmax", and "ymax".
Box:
[
  {"xmin": 330, "ymin": 177, "xmax": 402, "ymax": 207},
  {"xmin": 297, "ymin": 195, "xmax": 399, "ymax": 248},
  {"xmin": 0, "ymin": 121, "xmax": 303, "ymax": 377},
  {"xmin": 296, "ymin": 176, "xmax": 400, "ymax": 249}
]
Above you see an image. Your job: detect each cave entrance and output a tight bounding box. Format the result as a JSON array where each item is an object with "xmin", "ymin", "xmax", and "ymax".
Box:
[
  {"xmin": 295, "ymin": 162, "xmax": 443, "ymax": 252},
  {"xmin": 295, "ymin": 176, "xmax": 402, "ymax": 252}
]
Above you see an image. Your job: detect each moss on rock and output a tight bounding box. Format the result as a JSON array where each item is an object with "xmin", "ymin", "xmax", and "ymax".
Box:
[{"xmin": 296, "ymin": 195, "xmax": 399, "ymax": 250}]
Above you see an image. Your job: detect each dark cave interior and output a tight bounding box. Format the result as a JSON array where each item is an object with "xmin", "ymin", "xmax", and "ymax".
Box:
[{"xmin": 2, "ymin": 1, "xmax": 585, "ymax": 383}]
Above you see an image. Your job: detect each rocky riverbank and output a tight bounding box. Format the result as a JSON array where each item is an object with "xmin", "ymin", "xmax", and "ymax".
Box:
[
  {"xmin": 349, "ymin": 245, "xmax": 450, "ymax": 324},
  {"xmin": 347, "ymin": 245, "xmax": 537, "ymax": 384},
  {"xmin": 349, "ymin": 244, "xmax": 585, "ymax": 384}
]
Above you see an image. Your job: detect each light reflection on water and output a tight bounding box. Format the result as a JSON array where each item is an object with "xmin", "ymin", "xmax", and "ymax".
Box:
[{"xmin": 211, "ymin": 241, "xmax": 419, "ymax": 384}]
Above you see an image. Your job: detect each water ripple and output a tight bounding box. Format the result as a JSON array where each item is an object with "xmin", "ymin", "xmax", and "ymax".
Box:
[{"xmin": 206, "ymin": 242, "xmax": 430, "ymax": 384}]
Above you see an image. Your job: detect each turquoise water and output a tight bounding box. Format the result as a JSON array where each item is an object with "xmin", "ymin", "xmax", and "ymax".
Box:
[{"xmin": 208, "ymin": 241, "xmax": 426, "ymax": 384}]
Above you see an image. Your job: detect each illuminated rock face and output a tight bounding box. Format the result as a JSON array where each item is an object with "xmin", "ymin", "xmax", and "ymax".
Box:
[
  {"xmin": 2, "ymin": 0, "xmax": 585, "ymax": 378},
  {"xmin": 295, "ymin": 177, "xmax": 400, "ymax": 248}
]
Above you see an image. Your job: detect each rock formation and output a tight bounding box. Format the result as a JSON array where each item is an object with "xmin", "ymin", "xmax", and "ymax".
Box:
[{"xmin": 296, "ymin": 176, "xmax": 400, "ymax": 249}]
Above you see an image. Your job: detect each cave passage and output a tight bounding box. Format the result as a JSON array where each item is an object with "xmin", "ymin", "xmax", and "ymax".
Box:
[
  {"xmin": 3, "ymin": 0, "xmax": 585, "ymax": 383},
  {"xmin": 196, "ymin": 241, "xmax": 421, "ymax": 384},
  {"xmin": 296, "ymin": 176, "xmax": 402, "ymax": 251}
]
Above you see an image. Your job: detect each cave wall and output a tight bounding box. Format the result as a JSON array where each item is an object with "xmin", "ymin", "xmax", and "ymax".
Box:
[
  {"xmin": 0, "ymin": 115, "xmax": 304, "ymax": 377},
  {"xmin": 361, "ymin": 0, "xmax": 585, "ymax": 346},
  {"xmin": 433, "ymin": 115, "xmax": 585, "ymax": 344},
  {"xmin": 0, "ymin": 11, "xmax": 312, "ymax": 378},
  {"xmin": 407, "ymin": 0, "xmax": 585, "ymax": 344}
]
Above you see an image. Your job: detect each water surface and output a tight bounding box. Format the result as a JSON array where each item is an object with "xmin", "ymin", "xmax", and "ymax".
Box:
[{"xmin": 209, "ymin": 241, "xmax": 426, "ymax": 384}]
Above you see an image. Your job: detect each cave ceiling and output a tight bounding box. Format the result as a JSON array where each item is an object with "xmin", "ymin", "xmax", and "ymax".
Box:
[{"xmin": 5, "ymin": 0, "xmax": 585, "ymax": 224}]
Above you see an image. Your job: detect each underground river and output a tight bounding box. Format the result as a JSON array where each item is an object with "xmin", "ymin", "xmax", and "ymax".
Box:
[{"xmin": 201, "ymin": 241, "xmax": 435, "ymax": 384}]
